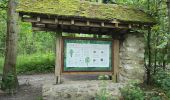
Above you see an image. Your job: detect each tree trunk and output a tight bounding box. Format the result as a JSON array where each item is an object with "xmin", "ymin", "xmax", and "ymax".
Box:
[
  {"xmin": 147, "ymin": 28, "xmax": 152, "ymax": 85},
  {"xmin": 1, "ymin": 0, "xmax": 19, "ymax": 91},
  {"xmin": 167, "ymin": 0, "xmax": 170, "ymax": 64}
]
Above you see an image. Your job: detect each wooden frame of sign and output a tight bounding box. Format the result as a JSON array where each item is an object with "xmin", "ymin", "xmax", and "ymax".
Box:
[
  {"xmin": 62, "ymin": 37, "xmax": 114, "ymax": 74},
  {"xmin": 55, "ymin": 34, "xmax": 119, "ymax": 84}
]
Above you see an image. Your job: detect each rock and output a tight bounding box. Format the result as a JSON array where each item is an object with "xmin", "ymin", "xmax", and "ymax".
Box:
[
  {"xmin": 119, "ymin": 33, "xmax": 145, "ymax": 83},
  {"xmin": 43, "ymin": 81, "xmax": 125, "ymax": 100}
]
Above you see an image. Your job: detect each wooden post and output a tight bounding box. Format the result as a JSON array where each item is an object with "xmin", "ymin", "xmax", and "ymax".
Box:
[
  {"xmin": 55, "ymin": 31, "xmax": 62, "ymax": 84},
  {"xmin": 112, "ymin": 39, "xmax": 120, "ymax": 82}
]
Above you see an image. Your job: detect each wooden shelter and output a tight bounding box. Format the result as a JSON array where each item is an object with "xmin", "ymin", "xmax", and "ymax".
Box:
[{"xmin": 17, "ymin": 0, "xmax": 156, "ymax": 84}]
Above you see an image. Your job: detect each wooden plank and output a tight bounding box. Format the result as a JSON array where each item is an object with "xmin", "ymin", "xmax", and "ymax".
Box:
[
  {"xmin": 55, "ymin": 31, "xmax": 62, "ymax": 84},
  {"xmin": 128, "ymin": 24, "xmax": 132, "ymax": 29},
  {"xmin": 112, "ymin": 39, "xmax": 119, "ymax": 82},
  {"xmin": 32, "ymin": 26, "xmax": 116, "ymax": 35},
  {"xmin": 22, "ymin": 17, "xmax": 37, "ymax": 22},
  {"xmin": 71, "ymin": 19, "xmax": 75, "ymax": 25},
  {"xmin": 55, "ymin": 18, "xmax": 58, "ymax": 24},
  {"xmin": 115, "ymin": 23, "xmax": 119, "ymax": 28},
  {"xmin": 61, "ymin": 72, "xmax": 112, "ymax": 75},
  {"xmin": 37, "ymin": 17, "xmax": 40, "ymax": 22},
  {"xmin": 87, "ymin": 21, "xmax": 90, "ymax": 26},
  {"xmin": 111, "ymin": 19, "xmax": 120, "ymax": 24},
  {"xmin": 101, "ymin": 22, "xmax": 105, "ymax": 27},
  {"xmin": 24, "ymin": 17, "xmax": 132, "ymax": 29}
]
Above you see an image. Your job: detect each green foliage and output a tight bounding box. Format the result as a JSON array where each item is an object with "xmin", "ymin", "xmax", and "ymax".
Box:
[
  {"xmin": 148, "ymin": 95, "xmax": 164, "ymax": 100},
  {"xmin": 1, "ymin": 72, "xmax": 16, "ymax": 93},
  {"xmin": 0, "ymin": 53, "xmax": 55, "ymax": 74},
  {"xmin": 0, "ymin": 57, "xmax": 4, "ymax": 74},
  {"xmin": 120, "ymin": 82, "xmax": 145, "ymax": 100},
  {"xmin": 16, "ymin": 53, "xmax": 55, "ymax": 74},
  {"xmin": 95, "ymin": 81, "xmax": 116, "ymax": 100},
  {"xmin": 18, "ymin": 22, "xmax": 56, "ymax": 55},
  {"xmin": 36, "ymin": 96, "xmax": 43, "ymax": 100},
  {"xmin": 153, "ymin": 70, "xmax": 170, "ymax": 98},
  {"xmin": 98, "ymin": 75, "xmax": 110, "ymax": 80},
  {"xmin": 153, "ymin": 70, "xmax": 169, "ymax": 87},
  {"xmin": 145, "ymin": 88, "xmax": 168, "ymax": 100}
]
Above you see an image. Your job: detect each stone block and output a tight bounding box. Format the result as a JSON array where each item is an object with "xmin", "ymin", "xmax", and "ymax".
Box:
[{"xmin": 43, "ymin": 81, "xmax": 125, "ymax": 100}]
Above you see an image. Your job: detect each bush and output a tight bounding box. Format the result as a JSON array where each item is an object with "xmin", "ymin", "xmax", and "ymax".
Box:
[
  {"xmin": 153, "ymin": 70, "xmax": 169, "ymax": 87},
  {"xmin": 1, "ymin": 72, "xmax": 16, "ymax": 93},
  {"xmin": 17, "ymin": 53, "xmax": 55, "ymax": 74},
  {"xmin": 120, "ymin": 81, "xmax": 145, "ymax": 100},
  {"xmin": 0, "ymin": 53, "xmax": 55, "ymax": 74},
  {"xmin": 95, "ymin": 81, "xmax": 118, "ymax": 100},
  {"xmin": 153, "ymin": 70, "xmax": 170, "ymax": 98},
  {"xmin": 145, "ymin": 89, "xmax": 168, "ymax": 100},
  {"xmin": 98, "ymin": 75, "xmax": 110, "ymax": 80}
]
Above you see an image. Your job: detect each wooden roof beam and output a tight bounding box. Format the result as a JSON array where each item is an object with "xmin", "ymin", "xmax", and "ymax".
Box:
[
  {"xmin": 71, "ymin": 19, "xmax": 75, "ymax": 25},
  {"xmin": 87, "ymin": 21, "xmax": 90, "ymax": 26},
  {"xmin": 24, "ymin": 16, "xmax": 148, "ymax": 30}
]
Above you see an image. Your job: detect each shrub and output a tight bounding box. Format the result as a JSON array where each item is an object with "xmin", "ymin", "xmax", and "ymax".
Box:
[
  {"xmin": 153, "ymin": 70, "xmax": 170, "ymax": 98},
  {"xmin": 0, "ymin": 53, "xmax": 55, "ymax": 75},
  {"xmin": 1, "ymin": 72, "xmax": 16, "ymax": 93},
  {"xmin": 145, "ymin": 90, "xmax": 168, "ymax": 100},
  {"xmin": 153, "ymin": 70, "xmax": 169, "ymax": 87},
  {"xmin": 120, "ymin": 81, "xmax": 145, "ymax": 100},
  {"xmin": 98, "ymin": 75, "xmax": 110, "ymax": 80},
  {"xmin": 95, "ymin": 81, "xmax": 118, "ymax": 100},
  {"xmin": 17, "ymin": 53, "xmax": 55, "ymax": 74}
]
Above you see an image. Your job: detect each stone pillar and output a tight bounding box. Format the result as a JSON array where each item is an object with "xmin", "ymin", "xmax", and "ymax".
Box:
[{"xmin": 119, "ymin": 33, "xmax": 145, "ymax": 82}]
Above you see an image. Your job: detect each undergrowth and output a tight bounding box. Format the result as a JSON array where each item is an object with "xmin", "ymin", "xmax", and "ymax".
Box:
[{"xmin": 0, "ymin": 53, "xmax": 55, "ymax": 75}]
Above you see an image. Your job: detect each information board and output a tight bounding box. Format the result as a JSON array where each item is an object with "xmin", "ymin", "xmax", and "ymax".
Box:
[{"xmin": 63, "ymin": 38, "xmax": 112, "ymax": 72}]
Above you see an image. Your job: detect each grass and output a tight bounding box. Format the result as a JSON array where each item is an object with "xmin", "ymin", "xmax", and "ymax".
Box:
[{"xmin": 0, "ymin": 53, "xmax": 55, "ymax": 75}]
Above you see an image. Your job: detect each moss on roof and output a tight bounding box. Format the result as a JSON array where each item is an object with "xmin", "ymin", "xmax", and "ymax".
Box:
[{"xmin": 16, "ymin": 0, "xmax": 155, "ymax": 24}]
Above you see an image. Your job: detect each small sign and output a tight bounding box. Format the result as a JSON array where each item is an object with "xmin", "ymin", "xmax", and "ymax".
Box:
[{"xmin": 63, "ymin": 38, "xmax": 112, "ymax": 72}]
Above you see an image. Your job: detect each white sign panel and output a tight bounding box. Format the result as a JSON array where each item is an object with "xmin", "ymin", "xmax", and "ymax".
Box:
[{"xmin": 66, "ymin": 43, "xmax": 110, "ymax": 68}]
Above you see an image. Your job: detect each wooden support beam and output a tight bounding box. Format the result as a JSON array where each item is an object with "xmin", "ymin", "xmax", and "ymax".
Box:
[
  {"xmin": 128, "ymin": 24, "xmax": 132, "ymax": 29},
  {"xmin": 55, "ymin": 31, "xmax": 62, "ymax": 84},
  {"xmin": 71, "ymin": 19, "xmax": 75, "ymax": 25},
  {"xmin": 112, "ymin": 39, "xmax": 120, "ymax": 82},
  {"xmin": 55, "ymin": 18, "xmax": 58, "ymax": 24},
  {"xmin": 115, "ymin": 23, "xmax": 119, "ymax": 28},
  {"xmin": 87, "ymin": 21, "xmax": 90, "ymax": 26},
  {"xmin": 101, "ymin": 22, "xmax": 105, "ymax": 27},
  {"xmin": 21, "ymin": 13, "xmax": 152, "ymax": 30},
  {"xmin": 37, "ymin": 17, "xmax": 40, "ymax": 22},
  {"xmin": 111, "ymin": 19, "xmax": 120, "ymax": 24},
  {"xmin": 22, "ymin": 17, "xmax": 37, "ymax": 22},
  {"xmin": 23, "ymin": 17, "xmax": 140, "ymax": 29}
]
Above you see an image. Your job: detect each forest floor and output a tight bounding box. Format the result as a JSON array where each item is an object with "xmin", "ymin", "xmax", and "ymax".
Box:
[{"xmin": 0, "ymin": 73, "xmax": 98, "ymax": 100}]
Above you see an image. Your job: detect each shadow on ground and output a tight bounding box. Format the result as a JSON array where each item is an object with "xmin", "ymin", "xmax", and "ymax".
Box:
[{"xmin": 0, "ymin": 74, "xmax": 99, "ymax": 100}]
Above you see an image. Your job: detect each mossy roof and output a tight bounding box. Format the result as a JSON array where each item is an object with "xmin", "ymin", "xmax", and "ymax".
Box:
[{"xmin": 16, "ymin": 0, "xmax": 155, "ymax": 24}]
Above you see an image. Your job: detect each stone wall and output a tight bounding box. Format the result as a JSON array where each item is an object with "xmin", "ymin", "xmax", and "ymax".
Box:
[
  {"xmin": 43, "ymin": 81, "xmax": 125, "ymax": 100},
  {"xmin": 119, "ymin": 33, "xmax": 145, "ymax": 82}
]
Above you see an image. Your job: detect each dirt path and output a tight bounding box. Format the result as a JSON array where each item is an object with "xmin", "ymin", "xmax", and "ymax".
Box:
[{"xmin": 0, "ymin": 74, "xmax": 98, "ymax": 100}]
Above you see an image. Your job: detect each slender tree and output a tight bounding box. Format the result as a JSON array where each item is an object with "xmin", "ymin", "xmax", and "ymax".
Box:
[
  {"xmin": 1, "ymin": 0, "xmax": 19, "ymax": 91},
  {"xmin": 167, "ymin": 0, "xmax": 170, "ymax": 63}
]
